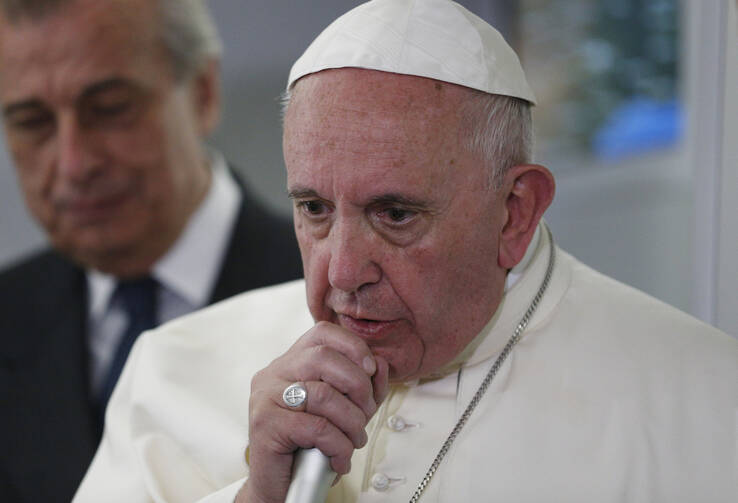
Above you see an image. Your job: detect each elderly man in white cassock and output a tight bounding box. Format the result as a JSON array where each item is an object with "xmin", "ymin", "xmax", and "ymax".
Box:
[{"xmin": 74, "ymin": 1, "xmax": 738, "ymax": 502}]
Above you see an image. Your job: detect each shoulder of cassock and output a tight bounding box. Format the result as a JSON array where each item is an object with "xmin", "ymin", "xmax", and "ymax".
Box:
[
  {"xmin": 510, "ymin": 245, "xmax": 738, "ymax": 392},
  {"xmin": 438, "ymin": 248, "xmax": 738, "ymax": 501},
  {"xmin": 459, "ymin": 227, "xmax": 738, "ymax": 387},
  {"xmin": 74, "ymin": 279, "xmax": 312, "ymax": 503},
  {"xmin": 550, "ymin": 250, "xmax": 738, "ymax": 369}
]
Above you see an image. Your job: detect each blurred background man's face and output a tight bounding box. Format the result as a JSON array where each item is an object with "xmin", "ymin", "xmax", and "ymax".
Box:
[
  {"xmin": 285, "ymin": 69, "xmax": 511, "ymax": 382},
  {"xmin": 0, "ymin": 0, "xmax": 212, "ymax": 276}
]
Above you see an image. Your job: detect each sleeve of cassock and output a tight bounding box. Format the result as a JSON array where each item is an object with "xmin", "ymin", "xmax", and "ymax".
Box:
[
  {"xmin": 72, "ymin": 331, "xmax": 249, "ymax": 503},
  {"xmin": 73, "ymin": 281, "xmax": 311, "ymax": 502}
]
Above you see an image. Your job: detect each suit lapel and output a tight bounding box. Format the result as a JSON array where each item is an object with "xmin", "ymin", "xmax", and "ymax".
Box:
[{"xmin": 209, "ymin": 197, "xmax": 255, "ymax": 304}]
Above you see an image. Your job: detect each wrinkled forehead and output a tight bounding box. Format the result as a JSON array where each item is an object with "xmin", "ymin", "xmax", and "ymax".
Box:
[
  {"xmin": 286, "ymin": 68, "xmax": 471, "ymax": 137},
  {"xmin": 283, "ymin": 68, "xmax": 484, "ymax": 197},
  {"xmin": 0, "ymin": 0, "xmax": 157, "ymax": 60},
  {"xmin": 0, "ymin": 0, "xmax": 160, "ymax": 99}
]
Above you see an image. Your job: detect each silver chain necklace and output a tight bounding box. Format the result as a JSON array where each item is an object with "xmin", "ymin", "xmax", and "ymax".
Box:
[{"xmin": 408, "ymin": 226, "xmax": 556, "ymax": 502}]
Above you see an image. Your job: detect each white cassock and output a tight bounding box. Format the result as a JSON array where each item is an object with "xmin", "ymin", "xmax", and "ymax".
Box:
[{"xmin": 74, "ymin": 225, "xmax": 738, "ymax": 502}]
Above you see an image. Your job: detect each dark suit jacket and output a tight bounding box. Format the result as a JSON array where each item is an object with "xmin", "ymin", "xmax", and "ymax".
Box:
[{"xmin": 0, "ymin": 186, "xmax": 302, "ymax": 502}]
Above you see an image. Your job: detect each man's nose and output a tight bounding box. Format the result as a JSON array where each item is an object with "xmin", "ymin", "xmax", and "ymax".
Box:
[
  {"xmin": 56, "ymin": 114, "xmax": 97, "ymax": 183},
  {"xmin": 327, "ymin": 218, "xmax": 381, "ymax": 293}
]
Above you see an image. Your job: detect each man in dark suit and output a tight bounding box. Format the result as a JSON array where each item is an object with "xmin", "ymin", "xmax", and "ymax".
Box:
[{"xmin": 0, "ymin": 0, "xmax": 302, "ymax": 501}]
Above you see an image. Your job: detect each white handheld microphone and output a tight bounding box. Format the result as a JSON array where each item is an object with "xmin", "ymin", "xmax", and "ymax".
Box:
[{"xmin": 284, "ymin": 448, "xmax": 335, "ymax": 503}]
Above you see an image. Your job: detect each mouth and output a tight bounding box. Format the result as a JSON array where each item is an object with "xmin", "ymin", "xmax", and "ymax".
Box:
[
  {"xmin": 335, "ymin": 313, "xmax": 400, "ymax": 339},
  {"xmin": 59, "ymin": 190, "xmax": 132, "ymax": 225}
]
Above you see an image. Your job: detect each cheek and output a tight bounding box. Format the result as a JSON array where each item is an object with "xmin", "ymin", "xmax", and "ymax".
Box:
[
  {"xmin": 11, "ymin": 146, "xmax": 56, "ymax": 222},
  {"xmin": 102, "ymin": 124, "xmax": 174, "ymax": 203},
  {"xmin": 395, "ymin": 228, "xmax": 497, "ymax": 328},
  {"xmin": 295, "ymin": 225, "xmax": 331, "ymax": 321},
  {"xmin": 391, "ymin": 241, "xmax": 448, "ymax": 305},
  {"xmin": 105, "ymin": 116, "xmax": 167, "ymax": 168}
]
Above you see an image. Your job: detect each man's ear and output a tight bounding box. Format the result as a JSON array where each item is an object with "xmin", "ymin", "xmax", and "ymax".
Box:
[
  {"xmin": 191, "ymin": 59, "xmax": 221, "ymax": 136},
  {"xmin": 498, "ymin": 164, "xmax": 555, "ymax": 269}
]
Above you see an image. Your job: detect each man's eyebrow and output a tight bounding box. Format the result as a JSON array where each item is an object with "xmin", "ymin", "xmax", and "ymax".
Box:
[
  {"xmin": 288, "ymin": 188, "xmax": 320, "ymax": 200},
  {"xmin": 79, "ymin": 77, "xmax": 139, "ymax": 101},
  {"xmin": 2, "ymin": 78, "xmax": 139, "ymax": 119},
  {"xmin": 288, "ymin": 189, "xmax": 433, "ymax": 209},
  {"xmin": 368, "ymin": 193, "xmax": 431, "ymax": 209},
  {"xmin": 3, "ymin": 100, "xmax": 46, "ymax": 119}
]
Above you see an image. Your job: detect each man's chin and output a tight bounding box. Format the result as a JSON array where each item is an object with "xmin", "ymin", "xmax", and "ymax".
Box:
[
  {"xmin": 56, "ymin": 235, "xmax": 151, "ymax": 276},
  {"xmin": 370, "ymin": 346, "xmax": 422, "ymax": 384}
]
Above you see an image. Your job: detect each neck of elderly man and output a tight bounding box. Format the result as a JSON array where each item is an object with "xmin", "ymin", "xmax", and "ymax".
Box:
[{"xmin": 283, "ymin": 67, "xmax": 553, "ymax": 384}]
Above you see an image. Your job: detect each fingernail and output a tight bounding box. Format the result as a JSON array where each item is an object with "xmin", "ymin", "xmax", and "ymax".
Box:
[{"xmin": 363, "ymin": 356, "xmax": 376, "ymax": 375}]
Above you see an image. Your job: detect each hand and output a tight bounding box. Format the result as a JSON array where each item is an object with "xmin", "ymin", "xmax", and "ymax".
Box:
[{"xmin": 236, "ymin": 321, "xmax": 390, "ymax": 503}]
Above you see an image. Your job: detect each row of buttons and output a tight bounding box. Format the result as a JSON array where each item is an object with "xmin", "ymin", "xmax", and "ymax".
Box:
[{"xmin": 370, "ymin": 415, "xmax": 419, "ymax": 491}]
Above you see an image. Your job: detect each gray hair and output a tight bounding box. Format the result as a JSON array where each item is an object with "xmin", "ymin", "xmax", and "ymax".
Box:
[
  {"xmin": 155, "ymin": 0, "xmax": 222, "ymax": 81},
  {"xmin": 0, "ymin": 0, "xmax": 222, "ymax": 81},
  {"xmin": 281, "ymin": 84, "xmax": 533, "ymax": 191},
  {"xmin": 461, "ymin": 91, "xmax": 534, "ymax": 190}
]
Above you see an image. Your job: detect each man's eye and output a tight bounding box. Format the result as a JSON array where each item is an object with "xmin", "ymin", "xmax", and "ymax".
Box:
[
  {"xmin": 91, "ymin": 101, "xmax": 131, "ymax": 117},
  {"xmin": 297, "ymin": 200, "xmax": 329, "ymax": 217},
  {"xmin": 7, "ymin": 112, "xmax": 53, "ymax": 132},
  {"xmin": 84, "ymin": 99, "xmax": 136, "ymax": 125},
  {"xmin": 379, "ymin": 207, "xmax": 416, "ymax": 224},
  {"xmin": 81, "ymin": 88, "xmax": 143, "ymax": 127}
]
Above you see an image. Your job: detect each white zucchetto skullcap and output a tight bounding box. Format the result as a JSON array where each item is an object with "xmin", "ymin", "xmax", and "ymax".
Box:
[{"xmin": 287, "ymin": 0, "xmax": 536, "ymax": 104}]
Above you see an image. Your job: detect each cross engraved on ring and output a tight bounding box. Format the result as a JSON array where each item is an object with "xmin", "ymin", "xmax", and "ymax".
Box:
[{"xmin": 283, "ymin": 383, "xmax": 307, "ymax": 408}]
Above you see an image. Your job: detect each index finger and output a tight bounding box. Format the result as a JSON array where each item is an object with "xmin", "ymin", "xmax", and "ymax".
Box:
[
  {"xmin": 372, "ymin": 356, "xmax": 390, "ymax": 405},
  {"xmin": 293, "ymin": 321, "xmax": 378, "ymax": 377}
]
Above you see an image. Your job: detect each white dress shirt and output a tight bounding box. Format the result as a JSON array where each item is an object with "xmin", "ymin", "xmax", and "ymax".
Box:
[{"xmin": 86, "ymin": 153, "xmax": 241, "ymax": 397}]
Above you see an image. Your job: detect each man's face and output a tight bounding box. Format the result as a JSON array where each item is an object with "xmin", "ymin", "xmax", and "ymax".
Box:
[
  {"xmin": 284, "ymin": 69, "xmax": 510, "ymax": 383},
  {"xmin": 0, "ymin": 0, "xmax": 214, "ymax": 276}
]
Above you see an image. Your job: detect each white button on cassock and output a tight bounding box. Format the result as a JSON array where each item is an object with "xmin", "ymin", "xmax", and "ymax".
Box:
[
  {"xmin": 386, "ymin": 415, "xmax": 407, "ymax": 432},
  {"xmin": 371, "ymin": 472, "xmax": 390, "ymax": 491}
]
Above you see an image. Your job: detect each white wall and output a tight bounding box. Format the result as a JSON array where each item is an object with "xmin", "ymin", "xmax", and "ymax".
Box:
[
  {"xmin": 544, "ymin": 150, "xmax": 693, "ymax": 315},
  {"xmin": 689, "ymin": 0, "xmax": 738, "ymax": 336},
  {"xmin": 715, "ymin": 1, "xmax": 738, "ymax": 335}
]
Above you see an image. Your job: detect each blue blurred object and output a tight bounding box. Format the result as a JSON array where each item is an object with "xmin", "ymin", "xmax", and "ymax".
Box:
[{"xmin": 593, "ymin": 97, "xmax": 683, "ymax": 160}]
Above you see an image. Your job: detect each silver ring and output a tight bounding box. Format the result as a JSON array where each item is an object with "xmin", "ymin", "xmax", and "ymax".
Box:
[{"xmin": 282, "ymin": 382, "xmax": 307, "ymax": 408}]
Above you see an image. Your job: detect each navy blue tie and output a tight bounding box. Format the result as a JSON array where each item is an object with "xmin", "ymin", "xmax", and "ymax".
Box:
[{"xmin": 97, "ymin": 276, "xmax": 158, "ymax": 423}]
